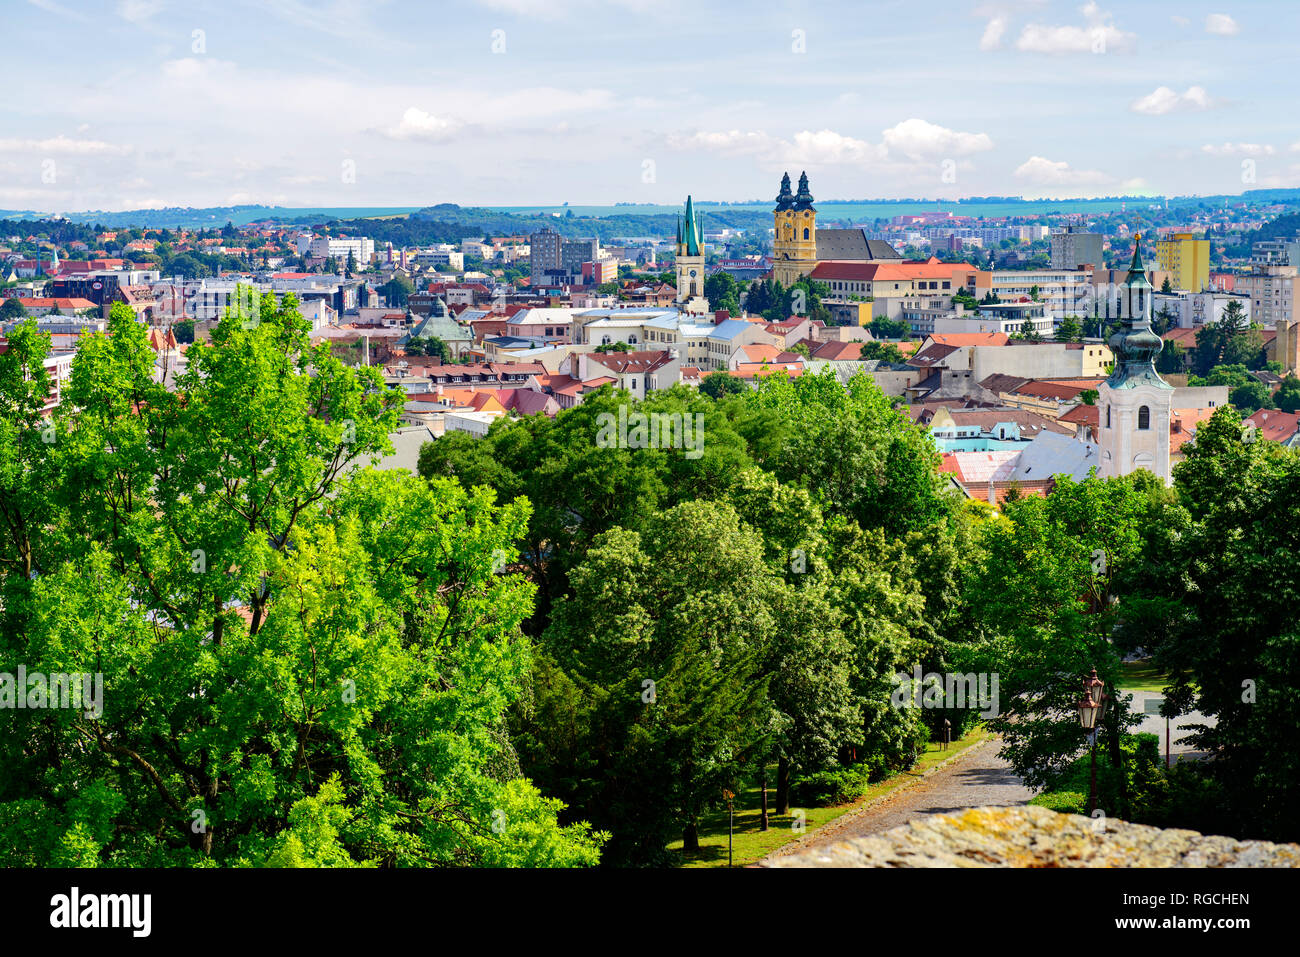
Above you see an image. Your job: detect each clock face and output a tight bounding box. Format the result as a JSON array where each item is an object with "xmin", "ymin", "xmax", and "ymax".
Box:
[{"xmin": 689, "ymin": 269, "xmax": 697, "ymax": 277}]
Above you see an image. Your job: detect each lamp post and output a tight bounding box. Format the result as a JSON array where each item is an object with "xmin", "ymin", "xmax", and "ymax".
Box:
[
  {"xmin": 722, "ymin": 789, "xmax": 735, "ymax": 868},
  {"xmin": 1076, "ymin": 667, "xmax": 1108, "ymax": 816}
]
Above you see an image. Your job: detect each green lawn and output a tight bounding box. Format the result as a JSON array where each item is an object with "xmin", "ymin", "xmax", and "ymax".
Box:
[
  {"xmin": 1119, "ymin": 660, "xmax": 1172, "ymax": 694},
  {"xmin": 667, "ymin": 729, "xmax": 990, "ymax": 868}
]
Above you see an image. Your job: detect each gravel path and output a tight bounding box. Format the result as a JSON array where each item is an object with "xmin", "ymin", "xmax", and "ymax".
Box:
[{"xmin": 766, "ymin": 738, "xmax": 1033, "ymax": 860}]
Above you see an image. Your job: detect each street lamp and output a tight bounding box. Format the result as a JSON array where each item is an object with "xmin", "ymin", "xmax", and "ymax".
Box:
[
  {"xmin": 1076, "ymin": 667, "xmax": 1109, "ymax": 816},
  {"xmin": 721, "ymin": 789, "xmax": 735, "ymax": 868}
]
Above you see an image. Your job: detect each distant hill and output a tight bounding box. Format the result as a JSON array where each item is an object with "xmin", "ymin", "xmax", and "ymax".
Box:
[{"xmin": 6, "ymin": 186, "xmax": 1300, "ymax": 238}]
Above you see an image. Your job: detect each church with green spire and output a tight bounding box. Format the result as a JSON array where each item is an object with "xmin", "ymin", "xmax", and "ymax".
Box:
[
  {"xmin": 1099, "ymin": 235, "xmax": 1174, "ymax": 484},
  {"xmin": 674, "ymin": 195, "xmax": 708, "ymax": 314}
]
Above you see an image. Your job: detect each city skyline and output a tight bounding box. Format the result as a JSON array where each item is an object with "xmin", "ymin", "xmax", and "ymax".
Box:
[{"xmin": 3, "ymin": 1, "xmax": 1298, "ymax": 213}]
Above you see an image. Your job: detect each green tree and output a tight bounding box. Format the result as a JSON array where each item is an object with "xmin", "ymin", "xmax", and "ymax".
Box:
[
  {"xmin": 699, "ymin": 370, "xmax": 748, "ymax": 398},
  {"xmin": 1275, "ymin": 376, "xmax": 1300, "ymax": 413},
  {"xmin": 1141, "ymin": 407, "xmax": 1300, "ymax": 840},
  {"xmin": 0, "ymin": 298, "xmax": 25, "ymax": 322},
  {"xmin": 1229, "ymin": 380, "xmax": 1274, "ymax": 413},
  {"xmin": 1055, "ymin": 316, "xmax": 1083, "ymax": 343},
  {"xmin": 970, "ymin": 474, "xmax": 1172, "ymax": 812},
  {"xmin": 703, "ymin": 271, "xmax": 741, "ymax": 315},
  {"xmin": 380, "ymin": 274, "xmax": 415, "ymax": 307},
  {"xmin": 0, "ymin": 298, "xmax": 604, "ymax": 867},
  {"xmin": 523, "ymin": 501, "xmax": 773, "ymax": 864}
]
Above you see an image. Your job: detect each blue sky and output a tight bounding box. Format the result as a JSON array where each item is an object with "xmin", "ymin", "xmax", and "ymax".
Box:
[{"xmin": 2, "ymin": 0, "xmax": 1297, "ymax": 212}]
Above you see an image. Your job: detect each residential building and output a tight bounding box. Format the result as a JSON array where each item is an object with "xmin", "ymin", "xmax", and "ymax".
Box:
[
  {"xmin": 1155, "ymin": 232, "xmax": 1210, "ymax": 292},
  {"xmin": 1234, "ymin": 264, "xmax": 1299, "ymax": 328},
  {"xmin": 307, "ymin": 236, "xmax": 375, "ymax": 265},
  {"xmin": 1050, "ymin": 229, "xmax": 1103, "ymax": 269}
]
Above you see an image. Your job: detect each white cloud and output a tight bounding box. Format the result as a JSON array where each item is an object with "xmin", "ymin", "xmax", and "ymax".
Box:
[
  {"xmin": 1201, "ymin": 142, "xmax": 1274, "ymax": 156},
  {"xmin": 1131, "ymin": 85, "xmax": 1214, "ymax": 115},
  {"xmin": 666, "ymin": 130, "xmax": 775, "ymax": 156},
  {"xmin": 383, "ymin": 107, "xmax": 462, "ymax": 141},
  {"xmin": 1205, "ymin": 13, "xmax": 1239, "ymax": 36},
  {"xmin": 785, "ymin": 130, "xmax": 887, "ymax": 166},
  {"xmin": 1017, "ymin": 2, "xmax": 1135, "ymax": 54},
  {"xmin": 1014, "ymin": 155, "xmax": 1111, "ymax": 186},
  {"xmin": 670, "ymin": 120, "xmax": 990, "ymax": 170},
  {"xmin": 881, "ymin": 118, "xmax": 994, "ymax": 158},
  {"xmin": 117, "ymin": 0, "xmax": 164, "ymax": 22},
  {"xmin": 0, "ymin": 135, "xmax": 132, "ymax": 156},
  {"xmin": 666, "ymin": 129, "xmax": 886, "ymax": 167},
  {"xmin": 1170, "ymin": 15, "xmax": 1190, "ymax": 27},
  {"xmin": 979, "ymin": 16, "xmax": 1008, "ymax": 50}
]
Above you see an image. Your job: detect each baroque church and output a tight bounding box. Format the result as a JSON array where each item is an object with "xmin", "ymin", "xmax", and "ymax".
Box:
[
  {"xmin": 770, "ymin": 171, "xmax": 902, "ymax": 286},
  {"xmin": 1099, "ymin": 236, "xmax": 1173, "ymax": 484}
]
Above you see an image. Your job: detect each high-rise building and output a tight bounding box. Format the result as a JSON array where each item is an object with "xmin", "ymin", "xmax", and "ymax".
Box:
[
  {"xmin": 1235, "ymin": 264, "xmax": 1299, "ymax": 329},
  {"xmin": 1154, "ymin": 232, "xmax": 1210, "ymax": 292},
  {"xmin": 1050, "ymin": 228, "xmax": 1103, "ymax": 269},
  {"xmin": 1099, "ymin": 237, "xmax": 1173, "ymax": 485},
  {"xmin": 528, "ymin": 227, "xmax": 563, "ymax": 285}
]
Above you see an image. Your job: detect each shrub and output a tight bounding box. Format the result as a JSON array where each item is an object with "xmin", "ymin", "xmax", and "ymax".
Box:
[
  {"xmin": 1028, "ymin": 791, "xmax": 1088, "ymax": 815},
  {"xmin": 791, "ymin": 763, "xmax": 875, "ymax": 807}
]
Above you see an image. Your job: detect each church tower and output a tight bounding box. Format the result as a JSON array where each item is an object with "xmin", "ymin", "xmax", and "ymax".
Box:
[
  {"xmin": 675, "ymin": 195, "xmax": 709, "ymax": 315},
  {"xmin": 772, "ymin": 171, "xmax": 818, "ymax": 287},
  {"xmin": 1099, "ymin": 235, "xmax": 1174, "ymax": 484}
]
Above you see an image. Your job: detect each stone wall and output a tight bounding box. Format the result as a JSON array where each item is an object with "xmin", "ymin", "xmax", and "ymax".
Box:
[{"xmin": 763, "ymin": 806, "xmax": 1300, "ymax": 868}]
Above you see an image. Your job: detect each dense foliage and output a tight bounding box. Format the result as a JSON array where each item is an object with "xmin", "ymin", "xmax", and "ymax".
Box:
[{"xmin": 0, "ymin": 301, "xmax": 603, "ymax": 866}]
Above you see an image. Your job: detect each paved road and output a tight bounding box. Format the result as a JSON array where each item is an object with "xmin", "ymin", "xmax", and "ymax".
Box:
[
  {"xmin": 1123, "ymin": 690, "xmax": 1213, "ymax": 761},
  {"xmin": 766, "ymin": 739, "xmax": 1032, "ymax": 860}
]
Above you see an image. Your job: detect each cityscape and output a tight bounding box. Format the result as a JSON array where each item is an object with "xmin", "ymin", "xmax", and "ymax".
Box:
[{"xmin": 1, "ymin": 0, "xmax": 1296, "ymax": 938}]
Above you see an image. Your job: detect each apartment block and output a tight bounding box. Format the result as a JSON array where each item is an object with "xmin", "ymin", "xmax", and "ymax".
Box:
[{"xmin": 1155, "ymin": 232, "xmax": 1210, "ymax": 292}]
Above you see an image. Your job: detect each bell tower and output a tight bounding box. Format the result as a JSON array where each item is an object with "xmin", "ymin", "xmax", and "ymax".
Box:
[
  {"xmin": 1099, "ymin": 235, "xmax": 1174, "ymax": 484},
  {"xmin": 772, "ymin": 171, "xmax": 818, "ymax": 287},
  {"xmin": 675, "ymin": 195, "xmax": 709, "ymax": 315}
]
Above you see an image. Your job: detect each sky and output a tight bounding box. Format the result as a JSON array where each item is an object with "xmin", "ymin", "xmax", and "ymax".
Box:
[{"xmin": 2, "ymin": 0, "xmax": 1298, "ymax": 213}]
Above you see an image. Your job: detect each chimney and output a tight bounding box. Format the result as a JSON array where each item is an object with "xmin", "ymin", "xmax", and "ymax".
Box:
[{"xmin": 714, "ymin": 310, "xmax": 729, "ymax": 325}]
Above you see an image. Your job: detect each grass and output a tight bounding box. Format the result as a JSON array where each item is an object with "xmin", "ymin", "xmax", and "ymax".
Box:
[
  {"xmin": 667, "ymin": 729, "xmax": 990, "ymax": 868},
  {"xmin": 1119, "ymin": 660, "xmax": 1173, "ymax": 694}
]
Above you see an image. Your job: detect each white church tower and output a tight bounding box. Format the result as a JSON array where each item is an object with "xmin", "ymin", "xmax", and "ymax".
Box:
[{"xmin": 1099, "ymin": 235, "xmax": 1174, "ymax": 484}]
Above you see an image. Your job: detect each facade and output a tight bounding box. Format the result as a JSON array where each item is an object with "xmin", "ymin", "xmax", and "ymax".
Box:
[
  {"xmin": 1155, "ymin": 232, "xmax": 1210, "ymax": 292},
  {"xmin": 1151, "ymin": 289, "xmax": 1251, "ymax": 329},
  {"xmin": 528, "ymin": 227, "xmax": 563, "ymax": 285},
  {"xmin": 1234, "ymin": 264, "xmax": 1299, "ymax": 328},
  {"xmin": 1099, "ymin": 238, "xmax": 1174, "ymax": 484},
  {"xmin": 990, "ymin": 268, "xmax": 1092, "ymax": 321},
  {"xmin": 307, "ymin": 236, "xmax": 375, "ymax": 265},
  {"xmin": 1251, "ymin": 233, "xmax": 1300, "ymax": 267},
  {"xmin": 771, "ymin": 172, "xmax": 819, "ymax": 286},
  {"xmin": 1050, "ymin": 229, "xmax": 1103, "ymax": 270}
]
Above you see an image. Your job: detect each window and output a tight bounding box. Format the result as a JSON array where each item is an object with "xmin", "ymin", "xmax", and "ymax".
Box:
[
  {"xmin": 1138, "ymin": 405, "xmax": 1150, "ymax": 430},
  {"xmin": 1106, "ymin": 406, "xmax": 1111, "ymax": 429},
  {"xmin": 803, "ymin": 228, "xmax": 810, "ymax": 240}
]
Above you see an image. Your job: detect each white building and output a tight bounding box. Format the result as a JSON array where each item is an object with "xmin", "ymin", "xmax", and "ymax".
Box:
[{"xmin": 307, "ymin": 236, "xmax": 375, "ymax": 265}]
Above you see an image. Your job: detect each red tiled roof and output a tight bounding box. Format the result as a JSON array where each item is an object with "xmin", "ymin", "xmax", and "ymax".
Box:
[{"xmin": 1245, "ymin": 408, "xmax": 1300, "ymax": 443}]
